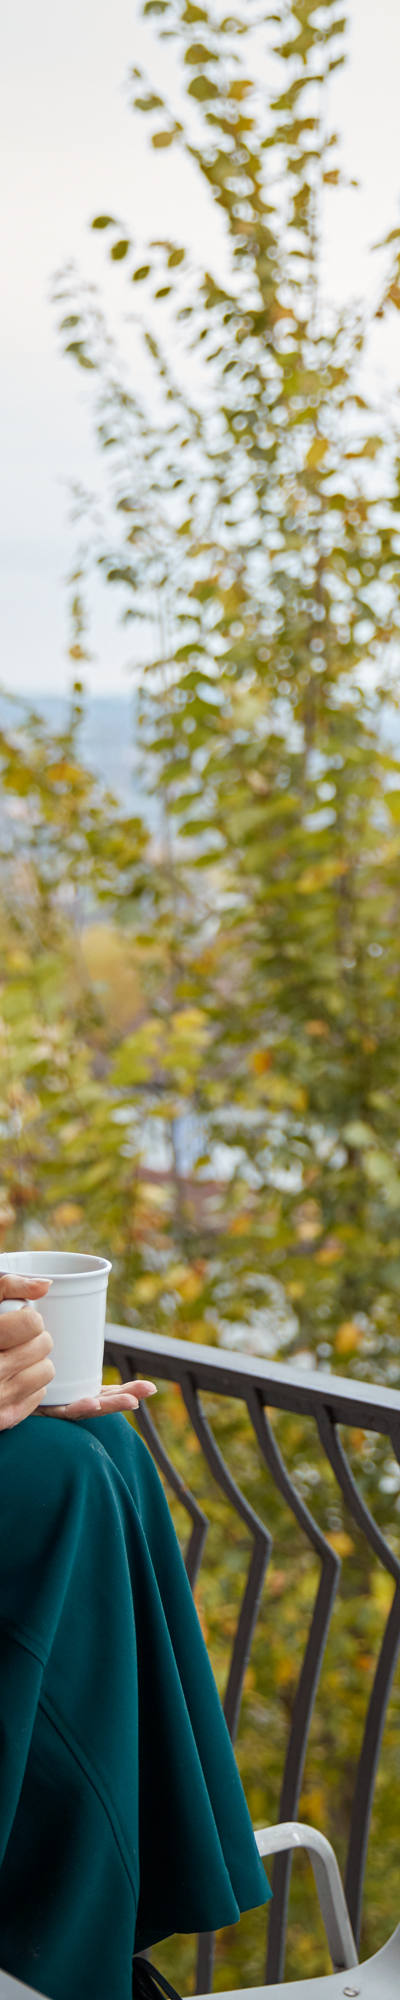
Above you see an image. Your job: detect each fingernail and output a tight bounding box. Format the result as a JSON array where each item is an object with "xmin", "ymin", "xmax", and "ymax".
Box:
[{"xmin": 143, "ymin": 1385, "xmax": 157, "ymax": 1396}]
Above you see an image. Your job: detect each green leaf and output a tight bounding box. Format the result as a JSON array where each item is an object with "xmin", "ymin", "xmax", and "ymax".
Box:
[
  {"xmin": 65, "ymin": 342, "xmax": 95, "ymax": 369},
  {"xmin": 184, "ymin": 42, "xmax": 216, "ymax": 63},
  {"xmin": 188, "ymin": 75, "xmax": 219, "ymax": 100},
  {"xmin": 364, "ymin": 1149, "xmax": 400, "ymax": 1191},
  {"xmin": 91, "ymin": 214, "xmax": 116, "ymax": 229},
  {"xmin": 132, "ymin": 264, "xmax": 151, "ymax": 281},
  {"xmin": 305, "ymin": 436, "xmax": 330, "ymax": 468},
  {"xmin": 151, "ymin": 130, "xmax": 176, "ymax": 148},
  {"xmin": 134, "ymin": 93, "xmax": 164, "ymax": 111},
  {"xmin": 343, "ymin": 1121, "xmax": 375, "ymax": 1149},
  {"xmin": 110, "ymin": 239, "xmax": 130, "ymax": 261}
]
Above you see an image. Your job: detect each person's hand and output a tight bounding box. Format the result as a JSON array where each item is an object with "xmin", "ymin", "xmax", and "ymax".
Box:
[
  {"xmin": 40, "ymin": 1380, "xmax": 157, "ymax": 1421},
  {"xmin": 0, "ymin": 1274, "xmax": 56, "ymax": 1431},
  {"xmin": 0, "ymin": 1271, "xmax": 157, "ymax": 1427}
]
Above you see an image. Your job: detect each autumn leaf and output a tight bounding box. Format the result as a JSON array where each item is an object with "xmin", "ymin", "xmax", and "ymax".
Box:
[
  {"xmin": 326, "ymin": 1531, "xmax": 354, "ymax": 1558},
  {"xmin": 305, "ymin": 436, "xmax": 330, "ymax": 469},
  {"xmin": 335, "ymin": 1321, "xmax": 362, "ymax": 1356}
]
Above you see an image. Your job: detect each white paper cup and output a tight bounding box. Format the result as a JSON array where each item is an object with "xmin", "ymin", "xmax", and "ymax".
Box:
[{"xmin": 0, "ymin": 1251, "xmax": 112, "ymax": 1405}]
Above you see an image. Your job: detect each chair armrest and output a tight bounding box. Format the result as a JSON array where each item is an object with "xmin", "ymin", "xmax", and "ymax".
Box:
[
  {"xmin": 255, "ymin": 1821, "xmax": 358, "ymax": 1975},
  {"xmin": 0, "ymin": 1970, "xmax": 47, "ymax": 1997}
]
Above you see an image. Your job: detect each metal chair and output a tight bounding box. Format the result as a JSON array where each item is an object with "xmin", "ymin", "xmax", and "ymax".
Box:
[{"xmin": 196, "ymin": 1820, "xmax": 399, "ymax": 1999}]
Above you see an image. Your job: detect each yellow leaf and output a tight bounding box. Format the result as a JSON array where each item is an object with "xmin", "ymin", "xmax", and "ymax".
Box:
[
  {"xmin": 247, "ymin": 770, "xmax": 269, "ymax": 795},
  {"xmin": 7, "ymin": 949, "xmax": 31, "ymax": 973},
  {"xmin": 335, "ymin": 1320, "xmax": 362, "ymax": 1356},
  {"xmin": 265, "ymin": 1072, "xmax": 307, "ymax": 1111},
  {"xmin": 47, "ymin": 760, "xmax": 85, "ymax": 786},
  {"xmin": 53, "ymin": 1202, "xmax": 84, "ymax": 1229},
  {"xmin": 305, "ymin": 1019, "xmax": 330, "ymax": 1039},
  {"xmin": 298, "ymin": 858, "xmax": 347, "ymax": 893},
  {"xmin": 295, "ymin": 1200, "xmax": 322, "ymax": 1243},
  {"xmin": 315, "ymin": 1237, "xmax": 343, "ymax": 1264},
  {"xmin": 165, "ymin": 1262, "xmax": 191, "ymax": 1289},
  {"xmin": 252, "ymin": 1049, "xmax": 272, "ymax": 1073},
  {"xmin": 269, "ymin": 300, "xmax": 296, "ymax": 325},
  {"xmin": 177, "ymin": 1271, "xmax": 204, "ymax": 1302},
  {"xmin": 170, "ymin": 1007, "xmax": 208, "ymax": 1041},
  {"xmin": 372, "ymin": 1571, "xmax": 393, "ymax": 1612},
  {"xmin": 138, "ymin": 1182, "xmax": 168, "ymax": 1211},
  {"xmin": 185, "ymin": 1318, "xmax": 215, "ymax": 1341},
  {"xmin": 228, "ymin": 78, "xmax": 253, "ymax": 100},
  {"xmin": 301, "ymin": 1787, "xmax": 326, "ymax": 1822},
  {"xmin": 134, "ymin": 1274, "xmax": 162, "ymax": 1303},
  {"xmin": 326, "ymin": 1531, "xmax": 354, "ymax": 1558},
  {"xmin": 305, "ymin": 436, "xmax": 329, "ymax": 469},
  {"xmin": 276, "ymin": 1655, "xmax": 295, "ymax": 1689}
]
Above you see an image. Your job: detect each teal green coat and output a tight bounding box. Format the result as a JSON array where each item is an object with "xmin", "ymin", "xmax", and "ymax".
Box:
[{"xmin": 0, "ymin": 1412, "xmax": 270, "ymax": 2000}]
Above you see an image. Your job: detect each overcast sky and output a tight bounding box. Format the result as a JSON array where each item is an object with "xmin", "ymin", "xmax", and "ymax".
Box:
[{"xmin": 1, "ymin": 0, "xmax": 400, "ymax": 699}]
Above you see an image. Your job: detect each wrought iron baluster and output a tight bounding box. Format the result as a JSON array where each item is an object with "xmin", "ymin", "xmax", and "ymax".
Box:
[
  {"xmin": 247, "ymin": 1388, "xmax": 340, "ymax": 1986},
  {"xmin": 318, "ymin": 1410, "xmax": 400, "ymax": 1945},
  {"xmin": 104, "ymin": 1343, "xmax": 208, "ymax": 1586},
  {"xmin": 181, "ymin": 1375, "xmax": 272, "ymax": 1737}
]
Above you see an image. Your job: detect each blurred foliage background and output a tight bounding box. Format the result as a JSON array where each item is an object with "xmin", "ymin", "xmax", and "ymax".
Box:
[{"xmin": 3, "ymin": 0, "xmax": 400, "ymax": 1982}]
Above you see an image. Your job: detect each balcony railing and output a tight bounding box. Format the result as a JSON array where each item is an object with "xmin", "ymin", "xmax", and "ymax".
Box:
[{"xmin": 104, "ymin": 1324, "xmax": 400, "ymax": 1990}]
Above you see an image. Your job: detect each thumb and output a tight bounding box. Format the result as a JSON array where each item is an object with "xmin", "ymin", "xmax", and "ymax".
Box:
[{"xmin": 0, "ymin": 1274, "xmax": 53, "ymax": 1304}]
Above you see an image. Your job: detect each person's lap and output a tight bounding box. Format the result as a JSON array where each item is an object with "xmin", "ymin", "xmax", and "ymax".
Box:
[{"xmin": 0, "ymin": 1411, "xmax": 270, "ymax": 2000}]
